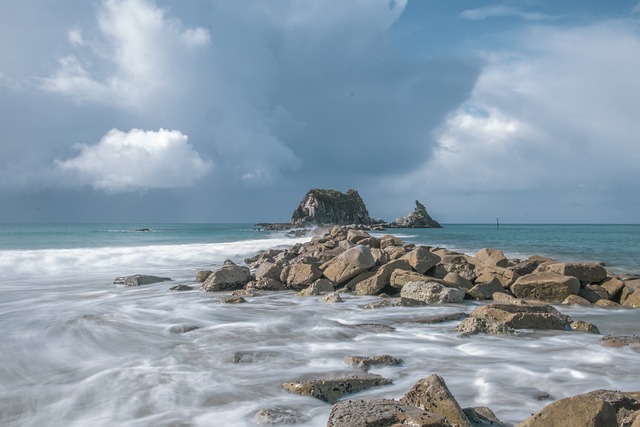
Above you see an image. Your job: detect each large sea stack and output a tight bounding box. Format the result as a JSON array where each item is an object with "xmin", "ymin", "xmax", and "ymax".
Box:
[
  {"xmin": 290, "ymin": 189, "xmax": 373, "ymax": 226},
  {"xmin": 391, "ymin": 200, "xmax": 442, "ymax": 228}
]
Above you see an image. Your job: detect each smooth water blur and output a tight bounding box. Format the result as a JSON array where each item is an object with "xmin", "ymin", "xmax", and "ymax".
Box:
[{"xmin": 0, "ymin": 223, "xmax": 639, "ymax": 427}]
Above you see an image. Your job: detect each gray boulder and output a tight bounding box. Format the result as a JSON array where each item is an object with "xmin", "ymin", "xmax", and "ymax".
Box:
[
  {"xmin": 327, "ymin": 399, "xmax": 451, "ymax": 427},
  {"xmin": 400, "ymin": 374, "xmax": 471, "ymax": 427},
  {"xmin": 401, "ymin": 246, "xmax": 441, "ymax": 274},
  {"xmin": 253, "ymin": 408, "xmax": 310, "ymax": 425},
  {"xmin": 322, "ymin": 245, "xmax": 375, "ymax": 285},
  {"xmin": 114, "ymin": 274, "xmax": 171, "ymax": 287},
  {"xmin": 281, "ymin": 373, "xmax": 392, "ymax": 404}
]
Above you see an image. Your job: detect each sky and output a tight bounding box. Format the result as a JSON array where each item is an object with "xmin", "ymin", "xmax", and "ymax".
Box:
[{"xmin": 1, "ymin": 0, "xmax": 639, "ymax": 224}]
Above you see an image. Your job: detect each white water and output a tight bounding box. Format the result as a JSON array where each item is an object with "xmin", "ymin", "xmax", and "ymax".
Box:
[{"xmin": 1, "ymin": 237, "xmax": 639, "ymax": 426}]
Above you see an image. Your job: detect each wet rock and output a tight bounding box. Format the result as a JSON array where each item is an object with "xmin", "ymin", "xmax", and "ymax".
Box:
[
  {"xmin": 401, "ymin": 246, "xmax": 441, "ymax": 274},
  {"xmin": 443, "ymin": 272, "xmax": 474, "ymax": 290},
  {"xmin": 622, "ymin": 290, "xmax": 640, "ymax": 308},
  {"xmin": 570, "ymin": 320, "xmax": 600, "ymax": 334},
  {"xmin": 229, "ymin": 351, "xmax": 279, "ymax": 364},
  {"xmin": 254, "ymin": 262, "xmax": 282, "ymax": 281},
  {"xmin": 510, "ymin": 272, "xmax": 580, "ymax": 303},
  {"xmin": 562, "ymin": 294, "xmax": 592, "ymax": 305},
  {"xmin": 200, "ymin": 263, "xmax": 252, "ymax": 292},
  {"xmin": 282, "ymin": 373, "xmax": 392, "ymax": 403},
  {"xmin": 515, "ymin": 394, "xmax": 618, "ymax": 427},
  {"xmin": 466, "ymin": 279, "xmax": 506, "ymax": 300},
  {"xmin": 582, "ymin": 389, "xmax": 640, "ymax": 425},
  {"xmin": 327, "ymin": 398, "xmax": 451, "ymax": 427},
  {"xmin": 510, "ymin": 259, "xmax": 541, "ymax": 276},
  {"xmin": 475, "ymin": 248, "xmax": 509, "ymax": 268},
  {"xmin": 114, "ymin": 274, "xmax": 171, "ymax": 287},
  {"xmin": 469, "ymin": 303, "xmax": 574, "ymax": 331},
  {"xmin": 400, "ymin": 374, "xmax": 471, "ymax": 427},
  {"xmin": 167, "ymin": 324, "xmax": 199, "ymax": 334},
  {"xmin": 400, "ymin": 281, "xmax": 465, "ymax": 305},
  {"xmin": 390, "ymin": 270, "xmax": 431, "ymax": 289},
  {"xmin": 354, "ymin": 259, "xmax": 412, "ymax": 295},
  {"xmin": 284, "ymin": 263, "xmax": 323, "ymax": 290},
  {"xmin": 453, "ymin": 317, "xmax": 515, "ymax": 336},
  {"xmin": 344, "ymin": 355, "xmax": 404, "ymax": 370},
  {"xmin": 195, "ymin": 270, "xmax": 212, "ymax": 282},
  {"xmin": 578, "ymin": 285, "xmax": 609, "ymax": 303},
  {"xmin": 253, "ymin": 408, "xmax": 309, "ymax": 425},
  {"xmin": 594, "ymin": 299, "xmax": 620, "ymax": 308},
  {"xmin": 463, "ymin": 406, "xmax": 506, "ymax": 427},
  {"xmin": 220, "ymin": 295, "xmax": 246, "ymax": 304},
  {"xmin": 297, "ymin": 278, "xmax": 335, "ymax": 296},
  {"xmin": 474, "ymin": 265, "xmax": 519, "ymax": 288},
  {"xmin": 321, "ymin": 245, "xmax": 375, "ymax": 285},
  {"xmin": 232, "ymin": 288, "xmax": 262, "ymax": 297},
  {"xmin": 600, "ymin": 277, "xmax": 625, "ymax": 300},
  {"xmin": 169, "ymin": 284, "xmax": 194, "ymax": 291},
  {"xmin": 339, "ymin": 322, "xmax": 396, "ymax": 333},
  {"xmin": 599, "ymin": 335, "xmax": 640, "ymax": 348},
  {"xmin": 320, "ymin": 292, "xmax": 344, "ymax": 304},
  {"xmin": 538, "ymin": 262, "xmax": 608, "ymax": 283},
  {"xmin": 363, "ymin": 299, "xmax": 399, "ymax": 309},
  {"xmin": 250, "ymin": 277, "xmax": 287, "ymax": 291}
]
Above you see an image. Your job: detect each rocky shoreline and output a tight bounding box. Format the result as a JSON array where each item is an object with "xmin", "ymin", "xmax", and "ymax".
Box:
[{"xmin": 115, "ymin": 225, "xmax": 640, "ymax": 426}]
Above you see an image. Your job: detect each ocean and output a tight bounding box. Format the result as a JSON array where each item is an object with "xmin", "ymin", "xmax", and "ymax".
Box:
[{"xmin": 1, "ymin": 223, "xmax": 639, "ymax": 426}]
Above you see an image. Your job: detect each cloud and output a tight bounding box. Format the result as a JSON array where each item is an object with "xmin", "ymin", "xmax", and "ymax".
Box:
[
  {"xmin": 460, "ymin": 5, "xmax": 552, "ymax": 21},
  {"xmin": 634, "ymin": 2, "xmax": 640, "ymax": 14},
  {"xmin": 40, "ymin": 0, "xmax": 210, "ymax": 109},
  {"xmin": 55, "ymin": 128, "xmax": 212, "ymax": 192},
  {"xmin": 379, "ymin": 20, "xmax": 640, "ymax": 222}
]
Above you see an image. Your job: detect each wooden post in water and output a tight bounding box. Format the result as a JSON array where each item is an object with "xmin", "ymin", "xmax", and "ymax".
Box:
[{"xmin": 496, "ymin": 216, "xmax": 500, "ymax": 230}]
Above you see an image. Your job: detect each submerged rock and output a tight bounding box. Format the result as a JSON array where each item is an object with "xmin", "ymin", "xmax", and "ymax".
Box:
[
  {"xmin": 344, "ymin": 355, "xmax": 404, "ymax": 370},
  {"xmin": 253, "ymin": 408, "xmax": 310, "ymax": 425},
  {"xmin": 282, "ymin": 373, "xmax": 392, "ymax": 403},
  {"xmin": 327, "ymin": 399, "xmax": 451, "ymax": 427},
  {"xmin": 113, "ymin": 274, "xmax": 171, "ymax": 286}
]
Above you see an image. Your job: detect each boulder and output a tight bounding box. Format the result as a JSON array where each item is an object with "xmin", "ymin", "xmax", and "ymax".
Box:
[
  {"xmin": 250, "ymin": 277, "xmax": 287, "ymax": 291},
  {"xmin": 400, "ymin": 281, "xmax": 465, "ymax": 305},
  {"xmin": 599, "ymin": 335, "xmax": 640, "ymax": 348},
  {"xmin": 570, "ymin": 320, "xmax": 600, "ymax": 334},
  {"xmin": 443, "ymin": 272, "xmax": 474, "ymax": 290},
  {"xmin": 515, "ymin": 393, "xmax": 623, "ymax": 427},
  {"xmin": 475, "ymin": 248, "xmax": 509, "ymax": 268},
  {"xmin": 453, "ymin": 317, "xmax": 515, "ymax": 336},
  {"xmin": 354, "ymin": 259, "xmax": 412, "ymax": 296},
  {"xmin": 284, "ymin": 263, "xmax": 322, "ymax": 290},
  {"xmin": 538, "ymin": 262, "xmax": 608, "ymax": 283},
  {"xmin": 469, "ymin": 303, "xmax": 575, "ymax": 331},
  {"xmin": 114, "ymin": 274, "xmax": 171, "ymax": 287},
  {"xmin": 510, "ymin": 260, "xmax": 541, "ymax": 276},
  {"xmin": 219, "ymin": 295, "xmax": 246, "ymax": 304},
  {"xmin": 400, "ymin": 374, "xmax": 471, "ymax": 427},
  {"xmin": 297, "ymin": 278, "xmax": 335, "ymax": 296},
  {"xmin": 595, "ymin": 299, "xmax": 620, "ymax": 308},
  {"xmin": 623, "ymin": 290, "xmax": 640, "ymax": 308},
  {"xmin": 390, "ymin": 270, "xmax": 430, "ymax": 288},
  {"xmin": 200, "ymin": 264, "xmax": 251, "ymax": 292},
  {"xmin": 346, "ymin": 229, "xmax": 371, "ymax": 243},
  {"xmin": 401, "ymin": 246, "xmax": 441, "ymax": 274},
  {"xmin": 253, "ymin": 408, "xmax": 310, "ymax": 425},
  {"xmin": 290, "ymin": 188, "xmax": 373, "ymax": 225},
  {"xmin": 463, "ymin": 407, "xmax": 505, "ymax": 427},
  {"xmin": 391, "ymin": 200, "xmax": 443, "ymax": 228},
  {"xmin": 600, "ymin": 277, "xmax": 625, "ymax": 300},
  {"xmin": 578, "ymin": 285, "xmax": 609, "ymax": 303},
  {"xmin": 281, "ymin": 373, "xmax": 392, "ymax": 404},
  {"xmin": 327, "ymin": 399, "xmax": 451, "ymax": 427},
  {"xmin": 320, "ymin": 292, "xmax": 344, "ymax": 304},
  {"xmin": 562, "ymin": 295, "xmax": 592, "ymax": 306},
  {"xmin": 194, "ymin": 270, "xmax": 212, "ymax": 282},
  {"xmin": 380, "ymin": 234, "xmax": 404, "ymax": 249},
  {"xmin": 511, "ymin": 272, "xmax": 580, "ymax": 302},
  {"xmin": 169, "ymin": 284, "xmax": 193, "ymax": 291},
  {"xmin": 474, "ymin": 265, "xmax": 519, "ymax": 288},
  {"xmin": 344, "ymin": 355, "xmax": 404, "ymax": 370},
  {"xmin": 321, "ymin": 245, "xmax": 375, "ymax": 285},
  {"xmin": 466, "ymin": 279, "xmax": 506, "ymax": 300},
  {"xmin": 254, "ymin": 262, "xmax": 282, "ymax": 281},
  {"xmin": 411, "ymin": 312, "xmax": 468, "ymax": 325}
]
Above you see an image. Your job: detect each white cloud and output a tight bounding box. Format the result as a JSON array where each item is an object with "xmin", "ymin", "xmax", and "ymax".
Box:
[
  {"xmin": 41, "ymin": 0, "xmax": 210, "ymax": 109},
  {"xmin": 460, "ymin": 5, "xmax": 551, "ymax": 21},
  {"xmin": 380, "ymin": 20, "xmax": 640, "ymax": 222},
  {"xmin": 55, "ymin": 128, "xmax": 212, "ymax": 192}
]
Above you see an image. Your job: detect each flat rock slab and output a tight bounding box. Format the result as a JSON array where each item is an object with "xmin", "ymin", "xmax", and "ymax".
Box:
[
  {"xmin": 470, "ymin": 303, "xmax": 573, "ymax": 331},
  {"xmin": 510, "ymin": 272, "xmax": 580, "ymax": 303},
  {"xmin": 282, "ymin": 374, "xmax": 392, "ymax": 403},
  {"xmin": 253, "ymin": 407, "xmax": 310, "ymax": 425},
  {"xmin": 327, "ymin": 398, "xmax": 451, "ymax": 427},
  {"xmin": 600, "ymin": 335, "xmax": 640, "ymax": 348},
  {"xmin": 400, "ymin": 281, "xmax": 466, "ymax": 305},
  {"xmin": 114, "ymin": 274, "xmax": 171, "ymax": 286},
  {"xmin": 344, "ymin": 355, "xmax": 404, "ymax": 370}
]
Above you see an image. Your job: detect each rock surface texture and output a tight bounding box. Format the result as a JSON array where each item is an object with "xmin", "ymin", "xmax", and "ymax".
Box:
[
  {"xmin": 392, "ymin": 200, "xmax": 443, "ymax": 228},
  {"xmin": 290, "ymin": 189, "xmax": 373, "ymax": 225}
]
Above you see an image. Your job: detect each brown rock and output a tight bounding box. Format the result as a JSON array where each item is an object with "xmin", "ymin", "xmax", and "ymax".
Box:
[
  {"xmin": 282, "ymin": 373, "xmax": 392, "ymax": 404},
  {"xmin": 285, "ymin": 263, "xmax": 322, "ymax": 290},
  {"xmin": 320, "ymin": 292, "xmax": 344, "ymax": 304},
  {"xmin": 466, "ymin": 279, "xmax": 506, "ymax": 300},
  {"xmin": 220, "ymin": 295, "xmax": 246, "ymax": 304},
  {"xmin": 443, "ymin": 272, "xmax": 473, "ymax": 290},
  {"xmin": 346, "ymin": 229, "xmax": 371, "ymax": 243},
  {"xmin": 322, "ymin": 245, "xmax": 376, "ymax": 285},
  {"xmin": 380, "ymin": 234, "xmax": 404, "ymax": 249},
  {"xmin": 400, "ymin": 281, "xmax": 466, "ymax": 305},
  {"xmin": 578, "ymin": 285, "xmax": 609, "ymax": 303},
  {"xmin": 515, "ymin": 394, "xmax": 617, "ymax": 427},
  {"xmin": 390, "ymin": 270, "xmax": 430, "ymax": 288},
  {"xmin": 254, "ymin": 262, "xmax": 282, "ymax": 281},
  {"xmin": 327, "ymin": 399, "xmax": 452, "ymax": 427},
  {"xmin": 511, "ymin": 272, "xmax": 580, "ymax": 303},
  {"xmin": 600, "ymin": 277, "xmax": 625, "ymax": 300},
  {"xmin": 469, "ymin": 303, "xmax": 573, "ymax": 331},
  {"xmin": 200, "ymin": 264, "xmax": 251, "ymax": 292},
  {"xmin": 297, "ymin": 278, "xmax": 335, "ymax": 296},
  {"xmin": 599, "ymin": 335, "xmax": 640, "ymax": 348},
  {"xmin": 401, "ymin": 246, "xmax": 441, "ymax": 274},
  {"xmin": 475, "ymin": 265, "xmax": 519, "ymax": 288},
  {"xmin": 453, "ymin": 317, "xmax": 515, "ymax": 336},
  {"xmin": 195, "ymin": 270, "xmax": 213, "ymax": 282},
  {"xmin": 562, "ymin": 295, "xmax": 592, "ymax": 306},
  {"xmin": 538, "ymin": 262, "xmax": 608, "ymax": 283},
  {"xmin": 475, "ymin": 248, "xmax": 509, "ymax": 268},
  {"xmin": 344, "ymin": 355, "xmax": 404, "ymax": 370},
  {"xmin": 250, "ymin": 277, "xmax": 287, "ymax": 291},
  {"xmin": 463, "ymin": 407, "xmax": 506, "ymax": 427},
  {"xmin": 594, "ymin": 299, "xmax": 620, "ymax": 308},
  {"xmin": 354, "ymin": 259, "xmax": 412, "ymax": 296},
  {"xmin": 400, "ymin": 374, "xmax": 471, "ymax": 427},
  {"xmin": 570, "ymin": 320, "xmax": 600, "ymax": 334},
  {"xmin": 623, "ymin": 290, "xmax": 640, "ymax": 308}
]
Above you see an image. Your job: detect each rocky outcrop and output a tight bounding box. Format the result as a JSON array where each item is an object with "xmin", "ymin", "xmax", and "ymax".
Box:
[
  {"xmin": 390, "ymin": 200, "xmax": 442, "ymax": 228},
  {"xmin": 400, "ymin": 374, "xmax": 471, "ymax": 427},
  {"xmin": 290, "ymin": 189, "xmax": 373, "ymax": 225},
  {"xmin": 327, "ymin": 399, "xmax": 451, "ymax": 427},
  {"xmin": 200, "ymin": 261, "xmax": 251, "ymax": 292}
]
